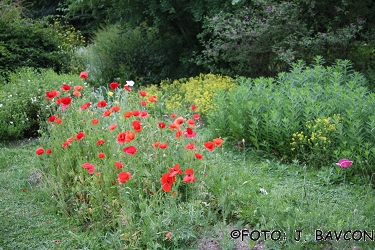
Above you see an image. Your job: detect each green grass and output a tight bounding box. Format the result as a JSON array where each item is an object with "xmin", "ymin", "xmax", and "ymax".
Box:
[{"xmin": 1, "ymin": 140, "xmax": 375, "ymax": 249}]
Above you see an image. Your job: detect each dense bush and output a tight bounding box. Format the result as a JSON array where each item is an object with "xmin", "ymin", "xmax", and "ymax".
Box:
[
  {"xmin": 0, "ymin": 68, "xmax": 82, "ymax": 141},
  {"xmin": 208, "ymin": 58, "xmax": 375, "ymax": 173},
  {"xmin": 197, "ymin": 1, "xmax": 364, "ymax": 78},
  {"xmin": 79, "ymin": 24, "xmax": 195, "ymax": 86},
  {"xmin": 0, "ymin": 1, "xmax": 85, "ymax": 80},
  {"xmin": 143, "ymin": 73, "xmax": 236, "ymax": 115}
]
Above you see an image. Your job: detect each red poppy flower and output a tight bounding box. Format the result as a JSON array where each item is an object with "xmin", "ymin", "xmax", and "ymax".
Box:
[
  {"xmin": 46, "ymin": 90, "xmax": 60, "ymax": 100},
  {"xmin": 35, "ymin": 147, "xmax": 44, "ymax": 155},
  {"xmin": 132, "ymin": 110, "xmax": 140, "ymax": 117},
  {"xmin": 175, "ymin": 130, "xmax": 183, "ymax": 139},
  {"xmin": 61, "ymin": 84, "xmax": 71, "ymax": 92},
  {"xmin": 103, "ymin": 110, "xmax": 112, "ymax": 117},
  {"xmin": 109, "ymin": 82, "xmax": 119, "ymax": 90},
  {"xmin": 109, "ymin": 123, "xmax": 117, "ymax": 132},
  {"xmin": 213, "ymin": 138, "xmax": 223, "ymax": 147},
  {"xmin": 158, "ymin": 122, "xmax": 166, "ymax": 129},
  {"xmin": 117, "ymin": 132, "xmax": 127, "ymax": 144},
  {"xmin": 174, "ymin": 117, "xmax": 184, "ymax": 128},
  {"xmin": 148, "ymin": 95, "xmax": 158, "ymax": 102},
  {"xmin": 124, "ymin": 85, "xmax": 132, "ymax": 92},
  {"xmin": 79, "ymin": 71, "xmax": 88, "ymax": 79},
  {"xmin": 191, "ymin": 105, "xmax": 197, "ymax": 111},
  {"xmin": 98, "ymin": 152, "xmax": 105, "ymax": 158},
  {"xmin": 194, "ymin": 153, "xmax": 204, "ymax": 159},
  {"xmin": 73, "ymin": 90, "xmax": 81, "ymax": 97},
  {"xmin": 115, "ymin": 161, "xmax": 123, "ymax": 169},
  {"xmin": 160, "ymin": 173, "xmax": 176, "ymax": 192},
  {"xmin": 152, "ymin": 142, "xmax": 160, "ymax": 148},
  {"xmin": 55, "ymin": 118, "xmax": 63, "ymax": 124},
  {"xmin": 169, "ymin": 123, "xmax": 178, "ymax": 130},
  {"xmin": 139, "ymin": 90, "xmax": 147, "ymax": 96},
  {"xmin": 81, "ymin": 102, "xmax": 91, "ymax": 110},
  {"xmin": 138, "ymin": 111, "xmax": 149, "ymax": 118},
  {"xmin": 82, "ymin": 163, "xmax": 95, "ymax": 174},
  {"xmin": 124, "ymin": 111, "xmax": 133, "ymax": 118},
  {"xmin": 67, "ymin": 136, "xmax": 74, "ymax": 143},
  {"xmin": 184, "ymin": 128, "xmax": 196, "ymax": 138},
  {"xmin": 97, "ymin": 100, "xmax": 107, "ymax": 108},
  {"xmin": 124, "ymin": 146, "xmax": 137, "ymax": 155},
  {"xmin": 187, "ymin": 119, "xmax": 195, "ymax": 127},
  {"xmin": 117, "ymin": 172, "xmax": 131, "ymax": 183},
  {"xmin": 62, "ymin": 141, "xmax": 70, "ymax": 148},
  {"xmin": 132, "ymin": 120, "xmax": 142, "ymax": 132},
  {"xmin": 169, "ymin": 164, "xmax": 183, "ymax": 177},
  {"xmin": 125, "ymin": 131, "xmax": 135, "ymax": 142},
  {"xmin": 170, "ymin": 113, "xmax": 177, "ymax": 118},
  {"xmin": 159, "ymin": 143, "xmax": 168, "ymax": 149},
  {"xmin": 204, "ymin": 141, "xmax": 215, "ymax": 151},
  {"xmin": 91, "ymin": 119, "xmax": 99, "ymax": 125},
  {"xmin": 59, "ymin": 97, "xmax": 72, "ymax": 106},
  {"xmin": 46, "ymin": 148, "xmax": 52, "ymax": 155},
  {"xmin": 110, "ymin": 106, "xmax": 120, "ymax": 112},
  {"xmin": 183, "ymin": 168, "xmax": 196, "ymax": 183},
  {"xmin": 74, "ymin": 85, "xmax": 83, "ymax": 91},
  {"xmin": 140, "ymin": 101, "xmax": 147, "ymax": 106},
  {"xmin": 48, "ymin": 115, "xmax": 56, "ymax": 122},
  {"xmin": 96, "ymin": 139, "xmax": 105, "ymax": 146},
  {"xmin": 193, "ymin": 114, "xmax": 200, "ymax": 120},
  {"xmin": 185, "ymin": 143, "xmax": 196, "ymax": 150},
  {"xmin": 76, "ymin": 131, "xmax": 85, "ymax": 140}
]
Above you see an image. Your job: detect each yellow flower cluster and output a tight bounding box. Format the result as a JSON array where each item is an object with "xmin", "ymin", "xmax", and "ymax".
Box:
[
  {"xmin": 50, "ymin": 19, "xmax": 86, "ymax": 51},
  {"xmin": 159, "ymin": 73, "xmax": 236, "ymax": 114},
  {"xmin": 291, "ymin": 114, "xmax": 343, "ymax": 151}
]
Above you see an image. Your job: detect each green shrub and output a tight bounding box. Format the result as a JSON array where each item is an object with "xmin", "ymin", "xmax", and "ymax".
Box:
[
  {"xmin": 196, "ymin": 1, "xmax": 365, "ymax": 78},
  {"xmin": 208, "ymin": 58, "xmax": 375, "ymax": 173},
  {"xmin": 0, "ymin": 68, "xmax": 82, "ymax": 141},
  {"xmin": 80, "ymin": 24, "xmax": 191, "ymax": 86},
  {"xmin": 0, "ymin": 1, "xmax": 85, "ymax": 79}
]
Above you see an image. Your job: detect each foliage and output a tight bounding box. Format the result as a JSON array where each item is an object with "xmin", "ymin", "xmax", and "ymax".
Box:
[
  {"xmin": 78, "ymin": 24, "xmax": 189, "ymax": 86},
  {"xmin": 0, "ymin": 68, "xmax": 82, "ymax": 141},
  {"xmin": 208, "ymin": 58, "xmax": 375, "ymax": 174},
  {"xmin": 0, "ymin": 1, "xmax": 85, "ymax": 80},
  {"xmin": 143, "ymin": 73, "xmax": 236, "ymax": 115},
  {"xmin": 197, "ymin": 0, "xmax": 365, "ymax": 78},
  {"xmin": 62, "ymin": 0, "xmax": 250, "ymax": 82}
]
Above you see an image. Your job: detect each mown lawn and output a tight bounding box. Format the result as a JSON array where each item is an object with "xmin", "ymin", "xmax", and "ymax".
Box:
[{"xmin": 1, "ymin": 139, "xmax": 375, "ymax": 249}]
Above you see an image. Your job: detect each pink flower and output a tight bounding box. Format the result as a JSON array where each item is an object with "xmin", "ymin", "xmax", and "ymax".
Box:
[{"xmin": 336, "ymin": 158, "xmax": 353, "ymax": 168}]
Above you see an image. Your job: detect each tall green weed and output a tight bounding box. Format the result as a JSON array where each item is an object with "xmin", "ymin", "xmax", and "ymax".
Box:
[{"xmin": 208, "ymin": 58, "xmax": 375, "ymax": 175}]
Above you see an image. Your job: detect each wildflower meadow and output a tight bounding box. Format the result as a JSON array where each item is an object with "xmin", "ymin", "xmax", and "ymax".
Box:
[{"xmin": 34, "ymin": 72, "xmax": 228, "ymax": 248}]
